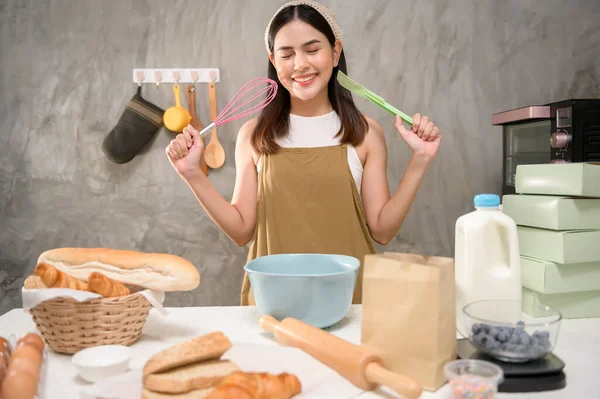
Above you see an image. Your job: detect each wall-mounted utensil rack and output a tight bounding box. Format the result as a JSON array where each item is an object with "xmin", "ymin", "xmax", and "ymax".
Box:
[{"xmin": 133, "ymin": 68, "xmax": 220, "ymax": 85}]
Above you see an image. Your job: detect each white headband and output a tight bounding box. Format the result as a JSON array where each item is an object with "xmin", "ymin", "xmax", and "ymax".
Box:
[{"xmin": 264, "ymin": 0, "xmax": 343, "ymax": 55}]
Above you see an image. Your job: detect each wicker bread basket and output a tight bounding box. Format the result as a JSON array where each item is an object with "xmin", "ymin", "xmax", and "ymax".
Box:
[{"xmin": 28, "ymin": 292, "xmax": 152, "ymax": 354}]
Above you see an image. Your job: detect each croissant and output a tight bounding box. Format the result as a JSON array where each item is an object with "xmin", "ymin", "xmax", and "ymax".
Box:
[
  {"xmin": 34, "ymin": 263, "xmax": 88, "ymax": 291},
  {"xmin": 23, "ymin": 275, "xmax": 47, "ymax": 289},
  {"xmin": 87, "ymin": 271, "xmax": 130, "ymax": 297},
  {"xmin": 205, "ymin": 371, "xmax": 301, "ymax": 399}
]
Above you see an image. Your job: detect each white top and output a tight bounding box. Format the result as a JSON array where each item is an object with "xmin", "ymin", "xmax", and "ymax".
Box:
[
  {"xmin": 0, "ymin": 305, "xmax": 597, "ymax": 398},
  {"xmin": 256, "ymin": 111, "xmax": 363, "ymax": 192}
]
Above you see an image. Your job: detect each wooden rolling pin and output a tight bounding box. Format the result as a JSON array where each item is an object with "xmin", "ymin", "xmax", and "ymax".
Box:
[{"xmin": 260, "ymin": 315, "xmax": 422, "ymax": 399}]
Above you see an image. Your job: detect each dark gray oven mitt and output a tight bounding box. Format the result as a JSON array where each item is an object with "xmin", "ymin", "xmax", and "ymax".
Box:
[{"xmin": 102, "ymin": 86, "xmax": 165, "ymax": 164}]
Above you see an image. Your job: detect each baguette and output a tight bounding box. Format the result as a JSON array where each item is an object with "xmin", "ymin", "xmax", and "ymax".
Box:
[
  {"xmin": 144, "ymin": 332, "xmax": 232, "ymax": 377},
  {"xmin": 37, "ymin": 247, "xmax": 200, "ymax": 292}
]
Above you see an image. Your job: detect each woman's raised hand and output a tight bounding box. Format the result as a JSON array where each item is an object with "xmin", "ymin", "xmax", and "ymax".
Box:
[{"xmin": 166, "ymin": 124, "xmax": 205, "ymax": 178}]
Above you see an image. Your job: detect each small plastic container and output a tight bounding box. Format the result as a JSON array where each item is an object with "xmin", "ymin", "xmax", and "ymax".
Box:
[
  {"xmin": 72, "ymin": 345, "xmax": 132, "ymax": 383},
  {"xmin": 444, "ymin": 359, "xmax": 504, "ymax": 399}
]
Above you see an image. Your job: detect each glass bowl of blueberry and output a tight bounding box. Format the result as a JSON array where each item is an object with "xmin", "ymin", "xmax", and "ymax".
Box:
[{"xmin": 463, "ymin": 299, "xmax": 562, "ymax": 363}]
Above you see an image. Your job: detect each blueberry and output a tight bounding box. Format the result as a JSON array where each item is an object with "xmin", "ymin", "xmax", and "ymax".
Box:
[
  {"xmin": 480, "ymin": 323, "xmax": 491, "ymax": 333},
  {"xmin": 485, "ymin": 336, "xmax": 497, "ymax": 349},
  {"xmin": 530, "ymin": 336, "xmax": 540, "ymax": 348},
  {"xmin": 520, "ymin": 333, "xmax": 530, "ymax": 346},
  {"xmin": 508, "ymin": 333, "xmax": 521, "ymax": 344},
  {"xmin": 489, "ymin": 327, "xmax": 500, "ymax": 339},
  {"xmin": 497, "ymin": 330, "xmax": 509, "ymax": 342},
  {"xmin": 515, "ymin": 344, "xmax": 529, "ymax": 353},
  {"xmin": 473, "ymin": 332, "xmax": 485, "ymax": 346},
  {"xmin": 541, "ymin": 340, "xmax": 552, "ymax": 350},
  {"xmin": 516, "ymin": 321, "xmax": 525, "ymax": 331},
  {"xmin": 493, "ymin": 340, "xmax": 502, "ymax": 350},
  {"xmin": 472, "ymin": 323, "xmax": 482, "ymax": 335},
  {"xmin": 480, "ymin": 334, "xmax": 490, "ymax": 345}
]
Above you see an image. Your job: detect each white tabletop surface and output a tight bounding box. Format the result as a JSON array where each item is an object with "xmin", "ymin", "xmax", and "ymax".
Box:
[{"xmin": 0, "ymin": 305, "xmax": 598, "ymax": 398}]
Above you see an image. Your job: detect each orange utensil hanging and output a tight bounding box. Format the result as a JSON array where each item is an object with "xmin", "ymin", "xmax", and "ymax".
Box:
[
  {"xmin": 186, "ymin": 84, "xmax": 208, "ymax": 176},
  {"xmin": 204, "ymin": 81, "xmax": 226, "ymax": 169},
  {"xmin": 163, "ymin": 83, "xmax": 191, "ymax": 132}
]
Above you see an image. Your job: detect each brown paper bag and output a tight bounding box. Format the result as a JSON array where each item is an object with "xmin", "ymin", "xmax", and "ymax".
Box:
[{"xmin": 361, "ymin": 252, "xmax": 456, "ymax": 391}]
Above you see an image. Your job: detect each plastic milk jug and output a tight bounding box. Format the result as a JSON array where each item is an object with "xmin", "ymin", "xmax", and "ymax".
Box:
[{"xmin": 454, "ymin": 193, "xmax": 522, "ymax": 337}]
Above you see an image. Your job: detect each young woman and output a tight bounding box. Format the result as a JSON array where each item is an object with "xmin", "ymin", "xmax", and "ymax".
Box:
[{"xmin": 166, "ymin": 0, "xmax": 441, "ymax": 306}]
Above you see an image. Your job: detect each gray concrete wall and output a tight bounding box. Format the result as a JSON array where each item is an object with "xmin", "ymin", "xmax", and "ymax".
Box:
[{"xmin": 1, "ymin": 0, "xmax": 599, "ymax": 313}]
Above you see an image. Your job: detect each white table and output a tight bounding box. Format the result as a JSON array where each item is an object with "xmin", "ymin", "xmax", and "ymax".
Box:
[{"xmin": 0, "ymin": 305, "xmax": 598, "ymax": 398}]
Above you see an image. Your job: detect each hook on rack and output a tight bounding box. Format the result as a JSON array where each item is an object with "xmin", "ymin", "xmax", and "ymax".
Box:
[
  {"xmin": 136, "ymin": 71, "xmax": 145, "ymax": 86},
  {"xmin": 154, "ymin": 71, "xmax": 162, "ymax": 87},
  {"xmin": 191, "ymin": 71, "xmax": 199, "ymax": 92}
]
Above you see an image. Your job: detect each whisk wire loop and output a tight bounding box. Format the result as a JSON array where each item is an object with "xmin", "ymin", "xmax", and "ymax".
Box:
[{"xmin": 196, "ymin": 77, "xmax": 278, "ymax": 139}]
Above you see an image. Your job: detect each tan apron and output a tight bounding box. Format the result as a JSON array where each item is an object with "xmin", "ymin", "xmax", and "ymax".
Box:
[{"xmin": 241, "ymin": 144, "xmax": 376, "ymax": 306}]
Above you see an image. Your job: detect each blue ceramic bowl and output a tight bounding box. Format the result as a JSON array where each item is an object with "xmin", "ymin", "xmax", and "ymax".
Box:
[{"xmin": 244, "ymin": 254, "xmax": 360, "ymax": 328}]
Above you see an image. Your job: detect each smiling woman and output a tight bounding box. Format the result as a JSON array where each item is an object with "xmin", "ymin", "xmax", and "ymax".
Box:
[
  {"xmin": 252, "ymin": 2, "xmax": 367, "ymax": 154},
  {"xmin": 164, "ymin": 0, "xmax": 443, "ymax": 307}
]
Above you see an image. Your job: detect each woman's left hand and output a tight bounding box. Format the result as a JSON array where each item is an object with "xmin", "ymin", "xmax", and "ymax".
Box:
[{"xmin": 395, "ymin": 113, "xmax": 441, "ymax": 164}]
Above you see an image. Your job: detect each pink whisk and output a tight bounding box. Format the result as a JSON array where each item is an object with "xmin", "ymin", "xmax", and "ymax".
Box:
[{"xmin": 197, "ymin": 76, "xmax": 278, "ymax": 139}]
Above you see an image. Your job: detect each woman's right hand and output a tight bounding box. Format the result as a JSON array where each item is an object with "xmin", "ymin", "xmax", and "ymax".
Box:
[{"xmin": 166, "ymin": 124, "xmax": 205, "ymax": 179}]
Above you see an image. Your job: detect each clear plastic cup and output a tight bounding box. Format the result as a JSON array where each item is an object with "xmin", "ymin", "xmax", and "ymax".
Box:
[{"xmin": 444, "ymin": 359, "xmax": 504, "ymax": 399}]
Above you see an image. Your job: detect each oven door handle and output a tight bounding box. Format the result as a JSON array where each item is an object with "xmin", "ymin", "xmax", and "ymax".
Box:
[{"xmin": 492, "ymin": 106, "xmax": 550, "ymax": 125}]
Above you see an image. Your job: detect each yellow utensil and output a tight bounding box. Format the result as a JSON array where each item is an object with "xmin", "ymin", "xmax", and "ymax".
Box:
[{"xmin": 164, "ymin": 84, "xmax": 191, "ymax": 132}]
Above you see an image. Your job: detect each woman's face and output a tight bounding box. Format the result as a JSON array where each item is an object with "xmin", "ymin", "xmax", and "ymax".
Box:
[{"xmin": 270, "ymin": 19, "xmax": 342, "ymax": 102}]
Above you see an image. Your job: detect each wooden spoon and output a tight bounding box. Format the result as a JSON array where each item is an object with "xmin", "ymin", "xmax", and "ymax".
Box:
[
  {"xmin": 186, "ymin": 85, "xmax": 208, "ymax": 176},
  {"xmin": 204, "ymin": 82, "xmax": 226, "ymax": 169}
]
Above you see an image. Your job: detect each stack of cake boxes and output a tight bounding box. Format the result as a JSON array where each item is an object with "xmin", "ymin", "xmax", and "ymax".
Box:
[{"xmin": 501, "ymin": 162, "xmax": 600, "ymax": 318}]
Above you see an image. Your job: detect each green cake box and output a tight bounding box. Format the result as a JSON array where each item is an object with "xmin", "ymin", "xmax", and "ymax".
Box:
[
  {"xmin": 517, "ymin": 226, "xmax": 600, "ymax": 264},
  {"xmin": 502, "ymin": 194, "xmax": 600, "ymax": 230},
  {"xmin": 520, "ymin": 255, "xmax": 600, "ymax": 294},
  {"xmin": 523, "ymin": 287, "xmax": 600, "ymax": 319},
  {"xmin": 515, "ymin": 162, "xmax": 600, "ymax": 197}
]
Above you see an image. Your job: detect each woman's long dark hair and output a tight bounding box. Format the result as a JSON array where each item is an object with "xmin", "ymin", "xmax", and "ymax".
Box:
[{"xmin": 251, "ymin": 5, "xmax": 368, "ymax": 154}]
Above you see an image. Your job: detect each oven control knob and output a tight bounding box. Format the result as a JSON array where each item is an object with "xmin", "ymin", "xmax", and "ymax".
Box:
[{"xmin": 550, "ymin": 132, "xmax": 570, "ymax": 149}]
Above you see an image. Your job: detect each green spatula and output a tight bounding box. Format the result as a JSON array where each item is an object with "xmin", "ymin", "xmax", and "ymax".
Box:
[{"xmin": 337, "ymin": 71, "xmax": 413, "ymax": 126}]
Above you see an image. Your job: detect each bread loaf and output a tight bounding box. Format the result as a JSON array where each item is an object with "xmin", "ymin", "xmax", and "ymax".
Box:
[
  {"xmin": 143, "ymin": 332, "xmax": 232, "ymax": 377},
  {"xmin": 141, "ymin": 387, "xmax": 213, "ymax": 399},
  {"xmin": 37, "ymin": 247, "xmax": 200, "ymax": 292},
  {"xmin": 144, "ymin": 359, "xmax": 239, "ymax": 394}
]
